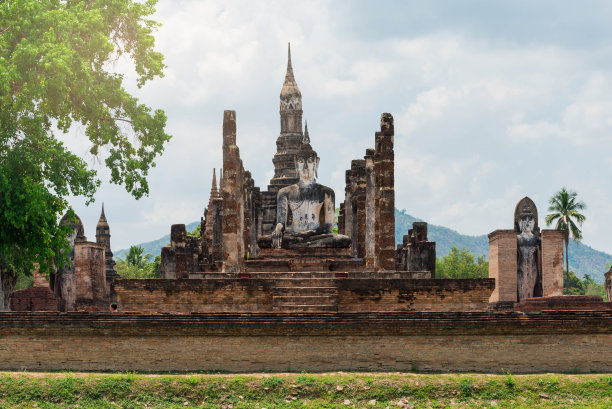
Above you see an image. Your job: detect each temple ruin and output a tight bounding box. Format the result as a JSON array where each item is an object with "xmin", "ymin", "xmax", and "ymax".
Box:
[{"xmin": 4, "ymin": 45, "xmax": 612, "ymax": 373}]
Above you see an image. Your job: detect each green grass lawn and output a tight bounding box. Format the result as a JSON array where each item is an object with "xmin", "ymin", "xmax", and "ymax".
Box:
[{"xmin": 0, "ymin": 372, "xmax": 610, "ymax": 408}]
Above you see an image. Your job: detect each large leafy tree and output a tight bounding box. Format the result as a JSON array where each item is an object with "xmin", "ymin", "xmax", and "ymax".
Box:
[
  {"xmin": 544, "ymin": 188, "xmax": 586, "ymax": 274},
  {"xmin": 436, "ymin": 246, "xmax": 489, "ymax": 279},
  {"xmin": 0, "ymin": 0, "xmax": 171, "ymax": 309}
]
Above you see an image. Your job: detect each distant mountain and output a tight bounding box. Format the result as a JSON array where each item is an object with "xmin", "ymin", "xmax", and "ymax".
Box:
[
  {"xmin": 114, "ymin": 221, "xmax": 199, "ymax": 261},
  {"xmin": 115, "ymin": 210, "xmax": 612, "ymax": 283}
]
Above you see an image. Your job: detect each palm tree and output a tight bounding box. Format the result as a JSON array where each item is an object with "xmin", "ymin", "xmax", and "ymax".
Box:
[
  {"xmin": 545, "ymin": 188, "xmax": 586, "ymax": 273},
  {"xmin": 126, "ymin": 246, "xmax": 152, "ymax": 269}
]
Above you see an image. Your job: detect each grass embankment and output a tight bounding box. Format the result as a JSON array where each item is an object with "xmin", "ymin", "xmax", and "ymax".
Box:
[{"xmin": 0, "ymin": 372, "xmax": 611, "ymax": 408}]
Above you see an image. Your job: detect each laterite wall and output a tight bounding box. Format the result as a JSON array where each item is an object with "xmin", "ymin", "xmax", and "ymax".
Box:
[{"xmin": 0, "ymin": 311, "xmax": 610, "ymax": 373}]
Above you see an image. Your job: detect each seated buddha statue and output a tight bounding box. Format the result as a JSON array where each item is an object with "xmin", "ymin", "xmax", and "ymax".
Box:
[{"xmin": 258, "ymin": 131, "xmax": 350, "ymax": 250}]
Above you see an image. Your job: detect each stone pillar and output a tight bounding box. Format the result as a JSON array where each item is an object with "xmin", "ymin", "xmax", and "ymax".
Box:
[
  {"xmin": 350, "ymin": 160, "xmax": 367, "ymax": 258},
  {"xmin": 221, "ymin": 110, "xmax": 244, "ymax": 272},
  {"xmin": 541, "ymin": 229, "xmax": 564, "ymax": 296},
  {"xmin": 211, "ymin": 196, "xmax": 223, "ymax": 264},
  {"xmin": 364, "ymin": 149, "xmax": 376, "ymax": 269},
  {"xmin": 374, "ymin": 113, "xmax": 395, "ymax": 271},
  {"xmin": 160, "ymin": 247, "xmax": 176, "ymax": 279},
  {"xmin": 170, "ymin": 224, "xmax": 189, "ymax": 279},
  {"xmin": 488, "ymin": 230, "xmax": 518, "ymax": 303},
  {"xmin": 338, "ymin": 202, "xmax": 345, "ymax": 235},
  {"xmin": 344, "ymin": 170, "xmax": 353, "ymax": 243}
]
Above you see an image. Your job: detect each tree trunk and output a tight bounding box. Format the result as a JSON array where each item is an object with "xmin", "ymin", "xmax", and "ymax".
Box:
[
  {"xmin": 0, "ymin": 266, "xmax": 17, "ymax": 311},
  {"xmin": 565, "ymin": 238, "xmax": 569, "ymax": 273}
]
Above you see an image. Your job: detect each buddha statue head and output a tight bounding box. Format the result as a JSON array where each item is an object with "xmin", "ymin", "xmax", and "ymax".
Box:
[
  {"xmin": 514, "ymin": 197, "xmax": 539, "ymax": 235},
  {"xmin": 295, "ymin": 125, "xmax": 319, "ymax": 186}
]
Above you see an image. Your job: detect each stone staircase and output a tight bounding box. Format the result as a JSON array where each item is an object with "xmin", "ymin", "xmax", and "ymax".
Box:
[{"xmin": 270, "ymin": 273, "xmax": 339, "ymax": 312}]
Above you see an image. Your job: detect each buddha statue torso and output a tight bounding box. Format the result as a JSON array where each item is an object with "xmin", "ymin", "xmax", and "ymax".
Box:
[{"xmin": 258, "ymin": 128, "xmax": 350, "ymax": 250}]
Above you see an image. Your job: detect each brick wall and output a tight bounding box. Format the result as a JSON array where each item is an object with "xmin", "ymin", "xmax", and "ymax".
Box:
[
  {"xmin": 114, "ymin": 279, "xmax": 275, "ymax": 313},
  {"xmin": 10, "ymin": 287, "xmax": 58, "ymax": 311},
  {"xmin": 0, "ymin": 311, "xmax": 610, "ymax": 373},
  {"xmin": 337, "ymin": 279, "xmax": 493, "ymax": 312}
]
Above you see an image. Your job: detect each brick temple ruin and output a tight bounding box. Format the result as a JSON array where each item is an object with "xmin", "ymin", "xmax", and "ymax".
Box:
[{"xmin": 3, "ymin": 45, "xmax": 612, "ymax": 373}]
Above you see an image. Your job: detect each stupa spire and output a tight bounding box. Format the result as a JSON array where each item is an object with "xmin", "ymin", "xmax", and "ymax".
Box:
[
  {"xmin": 303, "ymin": 120, "xmax": 310, "ymax": 144},
  {"xmin": 286, "ymin": 42, "xmax": 294, "ymax": 78},
  {"xmin": 97, "ymin": 203, "xmax": 107, "ymax": 225},
  {"xmin": 211, "ymin": 168, "xmax": 218, "ymax": 197},
  {"xmin": 280, "ymin": 42, "xmax": 301, "ymax": 102}
]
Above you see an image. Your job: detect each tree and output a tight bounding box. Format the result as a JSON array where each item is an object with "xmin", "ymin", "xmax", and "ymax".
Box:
[
  {"xmin": 563, "ymin": 270, "xmax": 606, "ymax": 297},
  {"xmin": 0, "ymin": 0, "xmax": 170, "ymax": 309},
  {"xmin": 125, "ymin": 245, "xmax": 152, "ymax": 269},
  {"xmin": 436, "ymin": 246, "xmax": 489, "ymax": 279},
  {"xmin": 544, "ymin": 188, "xmax": 586, "ymax": 274},
  {"xmin": 116, "ymin": 252, "xmax": 160, "ymax": 279},
  {"xmin": 563, "ymin": 270, "xmax": 586, "ymax": 295}
]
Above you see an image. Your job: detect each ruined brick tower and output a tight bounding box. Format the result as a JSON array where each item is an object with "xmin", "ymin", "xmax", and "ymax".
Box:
[
  {"xmin": 268, "ymin": 43, "xmax": 304, "ymax": 193},
  {"xmin": 95, "ymin": 204, "xmax": 118, "ymax": 286}
]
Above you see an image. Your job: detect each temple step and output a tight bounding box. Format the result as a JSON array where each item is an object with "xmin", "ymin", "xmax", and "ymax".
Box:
[
  {"xmin": 272, "ymin": 278, "xmax": 337, "ymax": 287},
  {"xmin": 273, "ymin": 304, "xmax": 338, "ymax": 312},
  {"xmin": 274, "ymin": 286, "xmax": 337, "ymax": 296},
  {"xmin": 273, "ymin": 295, "xmax": 338, "ymax": 306}
]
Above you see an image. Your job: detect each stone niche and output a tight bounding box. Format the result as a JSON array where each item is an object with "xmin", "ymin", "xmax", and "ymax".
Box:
[
  {"xmin": 396, "ymin": 222, "xmax": 436, "ymax": 278},
  {"xmin": 488, "ymin": 197, "xmax": 564, "ymax": 304}
]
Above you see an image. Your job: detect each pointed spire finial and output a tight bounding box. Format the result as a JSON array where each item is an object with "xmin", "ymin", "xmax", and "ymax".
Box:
[
  {"xmin": 211, "ymin": 168, "xmax": 218, "ymax": 193},
  {"xmin": 101, "ymin": 202, "xmax": 105, "ymax": 219},
  {"xmin": 286, "ymin": 42, "xmax": 294, "ymax": 78},
  {"xmin": 303, "ymin": 120, "xmax": 310, "ymax": 144}
]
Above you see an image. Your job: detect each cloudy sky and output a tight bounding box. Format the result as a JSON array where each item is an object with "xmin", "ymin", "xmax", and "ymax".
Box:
[{"xmin": 66, "ymin": 0, "xmax": 612, "ymax": 254}]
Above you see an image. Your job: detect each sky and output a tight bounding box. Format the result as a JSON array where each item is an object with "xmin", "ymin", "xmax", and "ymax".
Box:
[{"xmin": 66, "ymin": 0, "xmax": 612, "ymax": 254}]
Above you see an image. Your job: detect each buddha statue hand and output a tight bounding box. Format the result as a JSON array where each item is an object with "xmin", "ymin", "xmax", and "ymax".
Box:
[{"xmin": 271, "ymin": 223, "xmax": 284, "ymax": 248}]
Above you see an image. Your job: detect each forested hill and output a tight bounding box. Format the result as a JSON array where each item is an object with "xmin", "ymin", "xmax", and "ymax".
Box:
[{"xmin": 116, "ymin": 210, "xmax": 612, "ymax": 283}]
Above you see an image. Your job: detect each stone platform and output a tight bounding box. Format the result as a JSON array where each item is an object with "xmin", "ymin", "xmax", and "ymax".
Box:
[
  {"xmin": 113, "ymin": 274, "xmax": 495, "ymax": 314},
  {"xmin": 514, "ymin": 295, "xmax": 612, "ymax": 311}
]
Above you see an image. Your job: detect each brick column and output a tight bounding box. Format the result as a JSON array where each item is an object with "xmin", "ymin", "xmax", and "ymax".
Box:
[
  {"xmin": 364, "ymin": 149, "xmax": 376, "ymax": 269},
  {"xmin": 374, "ymin": 114, "xmax": 395, "ymax": 271},
  {"xmin": 221, "ymin": 110, "xmax": 243, "ymax": 272},
  {"xmin": 344, "ymin": 170, "xmax": 353, "ymax": 243},
  {"xmin": 541, "ymin": 230, "xmax": 564, "ymax": 296},
  {"xmin": 488, "ymin": 229, "xmax": 517, "ymax": 303},
  {"xmin": 350, "ymin": 159, "xmax": 366, "ymax": 258}
]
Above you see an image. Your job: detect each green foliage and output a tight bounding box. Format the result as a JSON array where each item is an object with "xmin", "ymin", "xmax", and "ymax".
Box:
[
  {"xmin": 125, "ymin": 245, "xmax": 152, "ymax": 268},
  {"xmin": 0, "ymin": 0, "xmax": 169, "ymax": 286},
  {"xmin": 564, "ymin": 270, "xmax": 586, "ymax": 295},
  {"xmin": 563, "ymin": 270, "xmax": 606, "ymax": 297},
  {"xmin": 187, "ymin": 224, "xmax": 201, "ymax": 238},
  {"xmin": 545, "ymin": 188, "xmax": 587, "ymax": 272},
  {"xmin": 116, "ymin": 247, "xmax": 159, "ymax": 279},
  {"xmin": 436, "ymin": 246, "xmax": 489, "ymax": 278}
]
